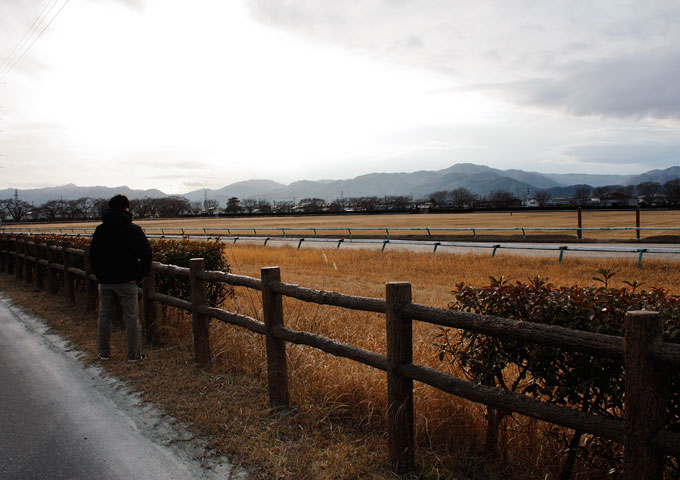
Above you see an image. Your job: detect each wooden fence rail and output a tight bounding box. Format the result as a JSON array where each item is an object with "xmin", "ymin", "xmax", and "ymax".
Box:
[{"xmin": 1, "ymin": 233, "xmax": 680, "ymax": 478}]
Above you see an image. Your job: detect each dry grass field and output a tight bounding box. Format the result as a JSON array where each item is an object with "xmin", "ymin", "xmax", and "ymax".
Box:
[
  {"xmin": 14, "ymin": 209, "xmax": 680, "ymax": 241},
  {"xmin": 204, "ymin": 244, "xmax": 680, "ymax": 478}
]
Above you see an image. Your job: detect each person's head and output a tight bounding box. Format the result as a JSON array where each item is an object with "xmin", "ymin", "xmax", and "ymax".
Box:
[{"xmin": 108, "ymin": 194, "xmax": 130, "ymax": 211}]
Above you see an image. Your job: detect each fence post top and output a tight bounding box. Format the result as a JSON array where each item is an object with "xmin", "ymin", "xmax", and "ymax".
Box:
[
  {"xmin": 189, "ymin": 257, "xmax": 205, "ymax": 268},
  {"xmin": 261, "ymin": 266, "xmax": 281, "ymax": 272},
  {"xmin": 625, "ymin": 310, "xmax": 660, "ymax": 317},
  {"xmin": 386, "ymin": 281, "xmax": 411, "ymax": 288}
]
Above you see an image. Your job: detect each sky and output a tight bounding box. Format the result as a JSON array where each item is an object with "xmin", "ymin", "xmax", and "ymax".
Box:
[{"xmin": 1, "ymin": 0, "xmax": 679, "ymax": 194}]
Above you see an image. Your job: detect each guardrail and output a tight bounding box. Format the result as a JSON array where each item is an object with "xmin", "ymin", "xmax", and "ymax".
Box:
[
  {"xmin": 1, "ymin": 233, "xmax": 679, "ymax": 478},
  {"xmin": 3, "ymin": 225, "xmax": 680, "ymax": 240},
  {"xmin": 2, "ymin": 227, "xmax": 679, "ymax": 266}
]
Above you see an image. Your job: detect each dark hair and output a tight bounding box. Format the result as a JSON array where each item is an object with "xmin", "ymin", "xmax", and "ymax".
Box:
[{"xmin": 108, "ymin": 194, "xmax": 130, "ymax": 210}]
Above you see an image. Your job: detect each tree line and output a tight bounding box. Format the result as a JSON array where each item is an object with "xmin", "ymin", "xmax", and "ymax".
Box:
[
  {"xmin": 0, "ymin": 196, "xmax": 196, "ymax": 223},
  {"xmin": 2, "ymin": 179, "xmax": 680, "ymax": 223}
]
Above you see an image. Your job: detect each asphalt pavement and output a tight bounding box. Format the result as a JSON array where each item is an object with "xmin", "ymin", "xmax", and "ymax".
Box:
[{"xmin": 0, "ymin": 293, "xmax": 246, "ymax": 480}]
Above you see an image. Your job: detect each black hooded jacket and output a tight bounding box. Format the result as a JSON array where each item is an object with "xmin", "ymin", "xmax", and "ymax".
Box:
[{"xmin": 89, "ymin": 208, "xmax": 152, "ymax": 284}]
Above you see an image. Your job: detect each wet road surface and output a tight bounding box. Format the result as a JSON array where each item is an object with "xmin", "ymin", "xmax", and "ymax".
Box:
[{"xmin": 0, "ymin": 294, "xmax": 246, "ymax": 480}]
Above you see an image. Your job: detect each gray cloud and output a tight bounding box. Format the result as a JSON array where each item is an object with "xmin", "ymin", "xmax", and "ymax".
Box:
[
  {"xmin": 246, "ymin": 0, "xmax": 680, "ymax": 119},
  {"xmin": 505, "ymin": 49, "xmax": 680, "ymax": 119},
  {"xmin": 564, "ymin": 142, "xmax": 680, "ymax": 169}
]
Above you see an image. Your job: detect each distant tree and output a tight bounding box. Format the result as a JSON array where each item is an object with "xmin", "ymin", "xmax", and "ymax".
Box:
[
  {"xmin": 274, "ymin": 200, "xmax": 293, "ymax": 214},
  {"xmin": 257, "ymin": 199, "xmax": 272, "ymax": 214},
  {"xmin": 636, "ymin": 182, "xmax": 661, "ymax": 202},
  {"xmin": 572, "ymin": 185, "xmax": 591, "ymax": 205},
  {"xmin": 189, "ymin": 201, "xmax": 203, "ymax": 215},
  {"xmin": 39, "ymin": 199, "xmax": 67, "ymax": 220},
  {"xmin": 157, "ymin": 196, "xmax": 191, "ymax": 217},
  {"xmin": 1, "ymin": 198, "xmax": 31, "ymax": 222},
  {"xmin": 241, "ymin": 198, "xmax": 258, "ymax": 214},
  {"xmin": 487, "ymin": 190, "xmax": 515, "ymax": 208},
  {"xmin": 226, "ymin": 197, "xmax": 241, "ymax": 214},
  {"xmin": 130, "ymin": 198, "xmax": 154, "ymax": 218},
  {"xmin": 93, "ymin": 198, "xmax": 108, "ymax": 217},
  {"xmin": 534, "ymin": 191, "xmax": 551, "ymax": 207},
  {"xmin": 299, "ymin": 198, "xmax": 325, "ymax": 213},
  {"xmin": 592, "ymin": 186, "xmax": 612, "ymax": 199},
  {"xmin": 357, "ymin": 196, "xmax": 379, "ymax": 211},
  {"xmin": 451, "ymin": 187, "xmax": 474, "ymax": 208},
  {"xmin": 384, "ymin": 195, "xmax": 412, "ymax": 210},
  {"xmin": 328, "ymin": 200, "xmax": 344, "ymax": 212},
  {"xmin": 203, "ymin": 199, "xmax": 219, "ymax": 214},
  {"xmin": 663, "ymin": 179, "xmax": 680, "ymax": 205},
  {"xmin": 429, "ymin": 190, "xmax": 449, "ymax": 207}
]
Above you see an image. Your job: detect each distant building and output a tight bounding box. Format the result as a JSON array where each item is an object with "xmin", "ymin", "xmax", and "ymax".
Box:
[{"xmin": 596, "ymin": 192, "xmax": 637, "ymax": 207}]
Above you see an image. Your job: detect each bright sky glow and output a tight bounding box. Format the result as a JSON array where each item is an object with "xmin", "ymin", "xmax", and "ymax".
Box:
[{"xmin": 1, "ymin": 0, "xmax": 679, "ymax": 193}]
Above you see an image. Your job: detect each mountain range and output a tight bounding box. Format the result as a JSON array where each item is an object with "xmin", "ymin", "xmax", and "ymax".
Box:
[{"xmin": 3, "ymin": 164, "xmax": 679, "ymax": 205}]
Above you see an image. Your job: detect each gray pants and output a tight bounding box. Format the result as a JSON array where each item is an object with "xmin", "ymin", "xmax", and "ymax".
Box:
[{"xmin": 98, "ymin": 281, "xmax": 142, "ymax": 361}]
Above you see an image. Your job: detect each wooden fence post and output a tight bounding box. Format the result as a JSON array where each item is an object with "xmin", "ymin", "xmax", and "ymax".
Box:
[
  {"xmin": 35, "ymin": 242, "xmax": 45, "ymax": 290},
  {"xmin": 190, "ymin": 258, "xmax": 211, "ymax": 368},
  {"xmin": 16, "ymin": 237, "xmax": 24, "ymax": 281},
  {"xmin": 261, "ymin": 266, "xmax": 289, "ymax": 407},
  {"xmin": 577, "ymin": 207, "xmax": 583, "ymax": 240},
  {"xmin": 0, "ymin": 235, "xmax": 5, "ymax": 272},
  {"xmin": 46, "ymin": 241, "xmax": 58, "ymax": 294},
  {"xmin": 636, "ymin": 206, "xmax": 641, "ymax": 241},
  {"xmin": 24, "ymin": 241, "xmax": 33, "ymax": 285},
  {"xmin": 7, "ymin": 237, "xmax": 15, "ymax": 275},
  {"xmin": 62, "ymin": 242, "xmax": 76, "ymax": 303},
  {"xmin": 84, "ymin": 246, "xmax": 97, "ymax": 312},
  {"xmin": 624, "ymin": 310, "xmax": 665, "ymax": 480},
  {"xmin": 143, "ymin": 268, "xmax": 159, "ymax": 345},
  {"xmin": 386, "ymin": 281, "xmax": 415, "ymax": 474}
]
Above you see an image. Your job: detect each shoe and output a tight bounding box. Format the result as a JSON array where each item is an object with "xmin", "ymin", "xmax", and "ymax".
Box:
[
  {"xmin": 128, "ymin": 354, "xmax": 147, "ymax": 363},
  {"xmin": 98, "ymin": 353, "xmax": 110, "ymax": 361}
]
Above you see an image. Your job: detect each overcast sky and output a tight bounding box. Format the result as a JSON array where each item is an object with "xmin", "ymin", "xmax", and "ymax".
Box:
[{"xmin": 1, "ymin": 0, "xmax": 679, "ymax": 194}]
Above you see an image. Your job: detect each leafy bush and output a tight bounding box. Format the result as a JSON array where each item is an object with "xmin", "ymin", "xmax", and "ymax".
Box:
[
  {"xmin": 435, "ymin": 270, "xmax": 680, "ymax": 478},
  {"xmin": 151, "ymin": 238, "xmax": 232, "ymax": 306}
]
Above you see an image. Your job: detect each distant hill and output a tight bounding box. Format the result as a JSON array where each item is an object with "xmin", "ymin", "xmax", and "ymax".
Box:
[
  {"xmin": 4, "ymin": 164, "xmax": 680, "ymax": 205},
  {"xmin": 622, "ymin": 166, "xmax": 680, "ymax": 186},
  {"xmin": 0, "ymin": 184, "xmax": 167, "ymax": 205},
  {"xmin": 182, "ymin": 179, "xmax": 286, "ymax": 203}
]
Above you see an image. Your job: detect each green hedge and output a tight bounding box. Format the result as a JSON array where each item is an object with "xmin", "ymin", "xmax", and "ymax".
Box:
[{"xmin": 435, "ymin": 270, "xmax": 680, "ymax": 478}]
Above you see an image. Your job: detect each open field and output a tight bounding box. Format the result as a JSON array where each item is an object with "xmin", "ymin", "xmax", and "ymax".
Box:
[
  {"xmin": 209, "ymin": 244, "xmax": 680, "ymax": 478},
  {"xmin": 11, "ymin": 209, "xmax": 680, "ymax": 242}
]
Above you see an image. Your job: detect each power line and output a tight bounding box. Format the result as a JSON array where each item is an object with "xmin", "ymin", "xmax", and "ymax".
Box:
[
  {"xmin": 0, "ymin": 0, "xmax": 71, "ymax": 80},
  {"xmin": 0, "ymin": 0, "xmax": 60, "ymax": 74}
]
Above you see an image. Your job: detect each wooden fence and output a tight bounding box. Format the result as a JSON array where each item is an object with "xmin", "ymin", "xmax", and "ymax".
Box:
[{"xmin": 1, "ymin": 233, "xmax": 680, "ymax": 478}]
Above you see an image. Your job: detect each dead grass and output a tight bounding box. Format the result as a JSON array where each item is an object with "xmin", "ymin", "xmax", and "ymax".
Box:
[{"xmin": 2, "ymin": 245, "xmax": 679, "ymax": 479}]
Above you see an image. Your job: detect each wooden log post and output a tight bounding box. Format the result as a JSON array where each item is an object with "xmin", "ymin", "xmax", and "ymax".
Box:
[
  {"xmin": 189, "ymin": 258, "xmax": 211, "ymax": 368},
  {"xmin": 35, "ymin": 242, "xmax": 45, "ymax": 290},
  {"xmin": 15, "ymin": 237, "xmax": 24, "ymax": 281},
  {"xmin": 84, "ymin": 246, "xmax": 97, "ymax": 312},
  {"xmin": 261, "ymin": 266, "xmax": 289, "ymax": 407},
  {"xmin": 577, "ymin": 207, "xmax": 583, "ymax": 240},
  {"xmin": 24, "ymin": 241, "xmax": 34, "ymax": 285},
  {"xmin": 8, "ymin": 237, "xmax": 16, "ymax": 275},
  {"xmin": 386, "ymin": 282, "xmax": 415, "ymax": 474},
  {"xmin": 624, "ymin": 310, "xmax": 665, "ymax": 480},
  {"xmin": 636, "ymin": 206, "xmax": 641, "ymax": 241},
  {"xmin": 142, "ymin": 268, "xmax": 159, "ymax": 345},
  {"xmin": 62, "ymin": 243, "xmax": 76, "ymax": 303},
  {"xmin": 0, "ymin": 235, "xmax": 5, "ymax": 272},
  {"xmin": 46, "ymin": 241, "xmax": 58, "ymax": 294}
]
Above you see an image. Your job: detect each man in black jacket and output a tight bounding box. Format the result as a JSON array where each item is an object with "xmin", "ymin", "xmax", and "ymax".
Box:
[{"xmin": 89, "ymin": 195, "xmax": 152, "ymax": 362}]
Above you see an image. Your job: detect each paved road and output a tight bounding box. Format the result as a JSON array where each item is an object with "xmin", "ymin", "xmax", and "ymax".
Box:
[{"xmin": 0, "ymin": 294, "xmax": 246, "ymax": 480}]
